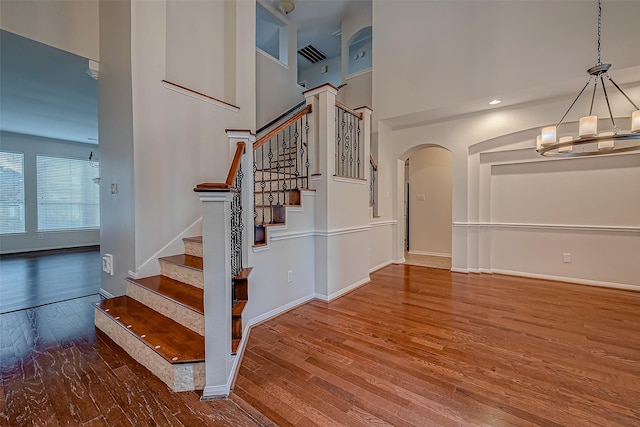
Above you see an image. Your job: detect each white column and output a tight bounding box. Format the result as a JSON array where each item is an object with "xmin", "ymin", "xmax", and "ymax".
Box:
[{"xmin": 197, "ymin": 191, "xmax": 233, "ymax": 398}]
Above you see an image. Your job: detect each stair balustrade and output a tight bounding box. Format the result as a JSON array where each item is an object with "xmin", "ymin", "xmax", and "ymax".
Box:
[
  {"xmin": 335, "ymin": 101, "xmax": 363, "ymax": 179},
  {"xmin": 253, "ymin": 105, "xmax": 312, "ymax": 244},
  {"xmin": 369, "ymin": 154, "xmax": 378, "ymax": 209}
]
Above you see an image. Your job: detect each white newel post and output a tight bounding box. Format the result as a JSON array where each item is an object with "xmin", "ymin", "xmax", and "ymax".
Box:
[
  {"xmin": 197, "ymin": 190, "xmax": 233, "ymax": 398},
  {"xmin": 196, "ymin": 130, "xmax": 253, "ymax": 399}
]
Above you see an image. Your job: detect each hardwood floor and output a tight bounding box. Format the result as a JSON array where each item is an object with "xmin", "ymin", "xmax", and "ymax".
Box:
[
  {"xmin": 0, "ymin": 247, "xmax": 101, "ymax": 314},
  {"xmin": 234, "ymin": 264, "xmax": 640, "ymax": 426},
  {"xmin": 2, "ymin": 263, "xmax": 639, "ymax": 426},
  {"xmin": 0, "ymin": 295, "xmax": 261, "ymax": 426}
]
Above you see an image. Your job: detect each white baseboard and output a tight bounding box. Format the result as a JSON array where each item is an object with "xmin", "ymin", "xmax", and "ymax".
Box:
[
  {"xmin": 316, "ymin": 277, "xmax": 371, "ymax": 302},
  {"xmin": 99, "ymin": 288, "xmax": 116, "ymax": 299},
  {"xmin": 450, "ymin": 267, "xmax": 468, "ymax": 273},
  {"xmin": 491, "ymin": 269, "xmax": 640, "ymax": 292},
  {"xmin": 408, "ymin": 250, "xmax": 451, "ymax": 258},
  {"xmin": 201, "ymin": 384, "xmax": 230, "ymax": 400},
  {"xmin": 370, "ymin": 260, "xmax": 393, "ymax": 273}
]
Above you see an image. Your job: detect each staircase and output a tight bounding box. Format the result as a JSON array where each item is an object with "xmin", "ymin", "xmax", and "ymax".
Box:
[{"xmin": 94, "ymin": 236, "xmax": 241, "ymax": 392}]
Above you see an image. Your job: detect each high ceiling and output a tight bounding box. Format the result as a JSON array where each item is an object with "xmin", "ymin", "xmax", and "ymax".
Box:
[
  {"xmin": 264, "ymin": 0, "xmax": 370, "ymax": 70},
  {"xmin": 0, "ymin": 30, "xmax": 98, "ymax": 145}
]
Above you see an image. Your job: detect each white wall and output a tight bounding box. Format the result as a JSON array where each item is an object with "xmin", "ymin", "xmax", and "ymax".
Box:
[
  {"xmin": 372, "ymin": 1, "xmax": 640, "ymax": 288},
  {"xmin": 98, "ymin": 0, "xmax": 136, "ymax": 296},
  {"xmin": 340, "ymin": 4, "xmax": 372, "ymax": 110},
  {"xmin": 0, "ymin": 0, "xmax": 99, "ymax": 61},
  {"xmin": 256, "ymin": 4, "xmax": 303, "ymax": 128},
  {"xmin": 408, "ymin": 147, "xmax": 452, "ymax": 257},
  {"xmin": 298, "ymin": 56, "xmax": 341, "ymax": 91},
  {"xmin": 128, "ymin": 0, "xmax": 256, "ymax": 288},
  {"xmin": 0, "ymin": 132, "xmax": 100, "ymax": 253}
]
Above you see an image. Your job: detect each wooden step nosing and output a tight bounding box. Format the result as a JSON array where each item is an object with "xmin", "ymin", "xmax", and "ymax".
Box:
[
  {"xmin": 93, "ymin": 302, "xmax": 204, "ymax": 365},
  {"xmin": 158, "ymin": 257, "xmax": 203, "ymax": 273},
  {"xmin": 125, "ymin": 277, "xmax": 204, "ymax": 315}
]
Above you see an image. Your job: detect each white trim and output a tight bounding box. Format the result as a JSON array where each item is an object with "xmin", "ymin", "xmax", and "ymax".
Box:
[
  {"xmin": 452, "ymin": 221, "xmax": 640, "ymax": 233},
  {"xmin": 369, "ymin": 219, "xmax": 397, "ymax": 228},
  {"xmin": 490, "ymin": 269, "xmax": 640, "ymax": 292},
  {"xmin": 344, "ymin": 68, "xmax": 372, "ymax": 81},
  {"xmin": 133, "ymin": 217, "xmax": 202, "ymax": 277},
  {"xmin": 0, "ymin": 242, "xmax": 99, "ymax": 255},
  {"xmin": 99, "ymin": 288, "xmax": 115, "ymax": 299},
  {"xmin": 198, "ymin": 192, "xmax": 234, "ymax": 203},
  {"xmin": 201, "ymin": 385, "xmax": 230, "ymax": 400},
  {"xmin": 451, "ymin": 267, "xmax": 468, "ymax": 273},
  {"xmin": 370, "ymin": 260, "xmax": 393, "ymax": 273},
  {"xmin": 161, "ymin": 81, "xmax": 239, "ymax": 113},
  {"xmin": 311, "ymin": 174, "xmax": 323, "ymax": 181},
  {"xmin": 333, "ymin": 175, "xmax": 367, "ymax": 185},
  {"xmin": 316, "ymin": 225, "xmax": 371, "ymax": 237},
  {"xmin": 395, "ymin": 257, "xmax": 406, "ymax": 264},
  {"xmin": 270, "ymin": 230, "xmax": 315, "ymax": 242},
  {"xmin": 315, "ymin": 276, "xmax": 371, "ymax": 302},
  {"xmin": 408, "ymin": 250, "xmax": 451, "ymax": 258},
  {"xmin": 256, "ymin": 48, "xmax": 289, "ymax": 70}
]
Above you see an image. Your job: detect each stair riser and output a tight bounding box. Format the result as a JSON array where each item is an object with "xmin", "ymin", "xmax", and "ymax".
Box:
[
  {"xmin": 255, "ymin": 207, "xmax": 287, "ymax": 225},
  {"xmin": 126, "ymin": 282, "xmax": 205, "ymax": 335},
  {"xmin": 183, "ymin": 240, "xmax": 203, "ymax": 258},
  {"xmin": 254, "ymin": 192, "xmax": 299, "ymax": 206},
  {"xmin": 95, "ymin": 309, "xmax": 205, "ymax": 392},
  {"xmin": 160, "ymin": 261, "xmax": 203, "ymax": 289}
]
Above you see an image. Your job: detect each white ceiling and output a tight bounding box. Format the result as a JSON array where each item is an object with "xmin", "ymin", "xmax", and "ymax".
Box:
[{"xmin": 0, "ymin": 30, "xmax": 98, "ymax": 145}]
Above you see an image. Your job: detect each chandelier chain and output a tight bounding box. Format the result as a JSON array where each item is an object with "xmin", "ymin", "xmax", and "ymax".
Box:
[{"xmin": 597, "ymin": 0, "xmax": 602, "ymax": 65}]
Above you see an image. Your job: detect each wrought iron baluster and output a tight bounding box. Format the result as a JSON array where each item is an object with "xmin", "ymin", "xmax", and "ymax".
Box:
[
  {"xmin": 304, "ymin": 114, "xmax": 310, "ymax": 188},
  {"xmin": 356, "ymin": 118, "xmax": 361, "ymax": 178},
  {"xmin": 268, "ymin": 139, "xmax": 274, "ymax": 222},
  {"xmin": 293, "ymin": 121, "xmax": 300, "ymax": 190}
]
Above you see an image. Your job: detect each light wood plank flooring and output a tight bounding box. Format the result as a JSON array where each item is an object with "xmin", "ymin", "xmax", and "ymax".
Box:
[
  {"xmin": 2, "ymin": 263, "xmax": 639, "ymax": 426},
  {"xmin": 233, "ymin": 264, "xmax": 640, "ymax": 426}
]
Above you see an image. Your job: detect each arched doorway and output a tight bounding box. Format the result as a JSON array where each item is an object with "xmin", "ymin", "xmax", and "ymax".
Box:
[{"xmin": 401, "ymin": 145, "xmax": 452, "ymax": 270}]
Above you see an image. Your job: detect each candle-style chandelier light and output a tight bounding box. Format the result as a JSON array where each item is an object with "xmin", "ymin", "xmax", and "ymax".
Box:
[{"xmin": 536, "ymin": 0, "xmax": 640, "ymax": 157}]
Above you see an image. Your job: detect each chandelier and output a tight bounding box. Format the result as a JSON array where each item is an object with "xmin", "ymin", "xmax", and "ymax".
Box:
[{"xmin": 536, "ymin": 0, "xmax": 640, "ymax": 157}]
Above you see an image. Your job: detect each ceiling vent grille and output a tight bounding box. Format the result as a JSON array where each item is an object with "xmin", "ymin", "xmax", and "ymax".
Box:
[{"xmin": 297, "ymin": 45, "xmax": 326, "ymax": 64}]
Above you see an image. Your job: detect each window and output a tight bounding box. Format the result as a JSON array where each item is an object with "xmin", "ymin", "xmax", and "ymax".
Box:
[
  {"xmin": 256, "ymin": 4, "xmax": 288, "ymax": 65},
  {"xmin": 36, "ymin": 155, "xmax": 100, "ymax": 230},
  {"xmin": 0, "ymin": 151, "xmax": 25, "ymax": 234}
]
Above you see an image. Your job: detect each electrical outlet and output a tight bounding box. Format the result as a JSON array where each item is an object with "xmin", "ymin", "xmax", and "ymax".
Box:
[
  {"xmin": 111, "ymin": 183, "xmax": 118, "ymax": 194},
  {"xmin": 102, "ymin": 254, "xmax": 114, "ymax": 275},
  {"xmin": 287, "ymin": 270, "xmax": 293, "ymax": 283},
  {"xmin": 562, "ymin": 253, "xmax": 571, "ymax": 263}
]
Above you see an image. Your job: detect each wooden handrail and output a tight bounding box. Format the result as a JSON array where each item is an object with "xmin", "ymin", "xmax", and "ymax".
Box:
[
  {"xmin": 194, "ymin": 141, "xmax": 246, "ymax": 192},
  {"xmin": 162, "ymin": 80, "xmax": 239, "ymax": 110},
  {"xmin": 335, "ymin": 101, "xmax": 363, "ymax": 120},
  {"xmin": 253, "ymin": 105, "xmax": 312, "ymax": 151},
  {"xmin": 257, "ymin": 101, "xmax": 306, "ymax": 135},
  {"xmin": 225, "ymin": 141, "xmax": 246, "ymax": 186},
  {"xmin": 369, "ymin": 154, "xmax": 378, "ymax": 171}
]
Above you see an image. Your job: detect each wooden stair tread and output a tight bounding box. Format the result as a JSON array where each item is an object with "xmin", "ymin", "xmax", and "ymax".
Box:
[
  {"xmin": 182, "ymin": 236, "xmax": 202, "ymax": 244},
  {"xmin": 94, "ymin": 296, "xmax": 204, "ymax": 364},
  {"xmin": 235, "ymin": 267, "xmax": 253, "ymax": 280},
  {"xmin": 232, "ymin": 300, "xmax": 247, "ymax": 317},
  {"xmin": 126, "ymin": 275, "xmax": 204, "ymax": 314},
  {"xmin": 159, "ymin": 254, "xmax": 203, "ymax": 271}
]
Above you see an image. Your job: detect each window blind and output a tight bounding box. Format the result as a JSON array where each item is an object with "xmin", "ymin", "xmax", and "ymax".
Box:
[
  {"xmin": 36, "ymin": 155, "xmax": 100, "ymax": 230},
  {"xmin": 0, "ymin": 151, "xmax": 25, "ymax": 234}
]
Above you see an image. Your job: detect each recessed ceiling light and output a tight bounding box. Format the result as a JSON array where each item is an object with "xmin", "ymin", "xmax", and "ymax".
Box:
[{"xmin": 489, "ymin": 99, "xmax": 501, "ymax": 105}]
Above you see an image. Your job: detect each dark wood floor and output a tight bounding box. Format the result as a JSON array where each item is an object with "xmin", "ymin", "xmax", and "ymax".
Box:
[
  {"xmin": 0, "ymin": 295, "xmax": 262, "ymax": 426},
  {"xmin": 2, "ymin": 263, "xmax": 640, "ymax": 426},
  {"xmin": 233, "ymin": 264, "xmax": 640, "ymax": 426},
  {"xmin": 0, "ymin": 247, "xmax": 101, "ymax": 314}
]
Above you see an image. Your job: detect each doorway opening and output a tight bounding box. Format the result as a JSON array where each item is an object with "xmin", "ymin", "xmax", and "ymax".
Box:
[{"xmin": 402, "ymin": 146, "xmax": 452, "ymax": 270}]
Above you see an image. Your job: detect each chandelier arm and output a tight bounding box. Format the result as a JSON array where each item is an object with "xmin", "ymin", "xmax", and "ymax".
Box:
[
  {"xmin": 605, "ymin": 75, "xmax": 640, "ymax": 110},
  {"xmin": 589, "ymin": 78, "xmax": 598, "ymax": 116},
  {"xmin": 555, "ymin": 79, "xmax": 591, "ymax": 128},
  {"xmin": 600, "ymin": 75, "xmax": 616, "ymax": 129}
]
